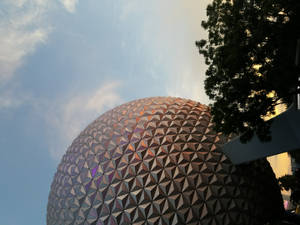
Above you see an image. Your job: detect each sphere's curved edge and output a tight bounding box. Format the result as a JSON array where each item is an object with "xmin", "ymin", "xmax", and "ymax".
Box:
[{"xmin": 47, "ymin": 96, "xmax": 283, "ymax": 225}]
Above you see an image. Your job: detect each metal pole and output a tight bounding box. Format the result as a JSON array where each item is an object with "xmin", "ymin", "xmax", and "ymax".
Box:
[
  {"xmin": 298, "ymin": 77, "xmax": 300, "ymax": 110},
  {"xmin": 295, "ymin": 39, "xmax": 300, "ymax": 110}
]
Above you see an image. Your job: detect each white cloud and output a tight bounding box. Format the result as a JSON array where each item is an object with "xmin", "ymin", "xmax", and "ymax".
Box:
[
  {"xmin": 0, "ymin": 28, "xmax": 47, "ymax": 83},
  {"xmin": 62, "ymin": 82, "xmax": 122, "ymax": 140},
  {"xmin": 0, "ymin": 0, "xmax": 79, "ymax": 85},
  {"xmin": 0, "ymin": 0, "xmax": 79, "ymax": 109},
  {"xmin": 0, "ymin": 89, "xmax": 27, "ymax": 109},
  {"xmin": 61, "ymin": 0, "xmax": 78, "ymax": 13},
  {"xmin": 0, "ymin": 0, "xmax": 50, "ymax": 85},
  {"xmin": 46, "ymin": 82, "xmax": 123, "ymax": 160}
]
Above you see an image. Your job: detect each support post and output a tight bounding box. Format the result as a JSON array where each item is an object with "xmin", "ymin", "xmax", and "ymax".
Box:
[{"xmin": 295, "ymin": 38, "xmax": 300, "ymax": 110}]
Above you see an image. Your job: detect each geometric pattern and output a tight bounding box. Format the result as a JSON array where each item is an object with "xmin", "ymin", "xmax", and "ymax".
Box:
[{"xmin": 47, "ymin": 97, "xmax": 283, "ymax": 225}]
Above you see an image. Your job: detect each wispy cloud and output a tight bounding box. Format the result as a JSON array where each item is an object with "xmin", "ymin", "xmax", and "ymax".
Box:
[
  {"xmin": 162, "ymin": 0, "xmax": 211, "ymax": 104},
  {"xmin": 118, "ymin": 0, "xmax": 211, "ymax": 104},
  {"xmin": 166, "ymin": 68, "xmax": 208, "ymax": 103},
  {"xmin": 45, "ymin": 81, "xmax": 123, "ymax": 160},
  {"xmin": 0, "ymin": 0, "xmax": 79, "ymax": 110},
  {"xmin": 148, "ymin": 0, "xmax": 210, "ymax": 104},
  {"xmin": 0, "ymin": 87, "xmax": 31, "ymax": 109},
  {"xmin": 61, "ymin": 0, "xmax": 78, "ymax": 13},
  {"xmin": 119, "ymin": 0, "xmax": 140, "ymax": 21},
  {"xmin": 0, "ymin": 1, "xmax": 49, "ymax": 84}
]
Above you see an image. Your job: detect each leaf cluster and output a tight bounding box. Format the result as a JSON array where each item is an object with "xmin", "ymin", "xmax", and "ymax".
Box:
[
  {"xmin": 196, "ymin": 0, "xmax": 300, "ymax": 142},
  {"xmin": 278, "ymin": 170, "xmax": 300, "ymax": 205}
]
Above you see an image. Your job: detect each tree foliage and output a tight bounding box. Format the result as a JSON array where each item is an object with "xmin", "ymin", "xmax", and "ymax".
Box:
[
  {"xmin": 278, "ymin": 171, "xmax": 300, "ymax": 205},
  {"xmin": 196, "ymin": 0, "xmax": 300, "ymax": 142}
]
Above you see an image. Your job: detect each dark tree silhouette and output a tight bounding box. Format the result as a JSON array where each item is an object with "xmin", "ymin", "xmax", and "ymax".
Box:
[{"xmin": 196, "ymin": 0, "xmax": 300, "ymax": 142}]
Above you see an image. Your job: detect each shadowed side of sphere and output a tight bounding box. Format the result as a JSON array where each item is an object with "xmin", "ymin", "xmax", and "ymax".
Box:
[{"xmin": 47, "ymin": 97, "xmax": 283, "ymax": 225}]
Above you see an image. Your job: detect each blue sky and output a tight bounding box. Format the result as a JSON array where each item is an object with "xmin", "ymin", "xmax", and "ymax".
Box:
[{"xmin": 0, "ymin": 0, "xmax": 211, "ymax": 224}]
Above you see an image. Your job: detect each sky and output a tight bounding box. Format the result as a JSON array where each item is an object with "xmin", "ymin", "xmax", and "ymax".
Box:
[{"xmin": 0, "ymin": 0, "xmax": 211, "ymax": 224}]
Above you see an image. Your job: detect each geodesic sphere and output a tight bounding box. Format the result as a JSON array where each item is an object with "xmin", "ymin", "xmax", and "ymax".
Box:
[{"xmin": 47, "ymin": 97, "xmax": 283, "ymax": 225}]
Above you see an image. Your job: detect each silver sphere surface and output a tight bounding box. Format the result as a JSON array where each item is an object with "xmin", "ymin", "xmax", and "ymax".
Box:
[{"xmin": 47, "ymin": 97, "xmax": 283, "ymax": 225}]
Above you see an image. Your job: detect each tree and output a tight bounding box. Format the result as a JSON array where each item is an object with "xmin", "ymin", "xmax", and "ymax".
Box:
[{"xmin": 196, "ymin": 0, "xmax": 300, "ymax": 142}]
